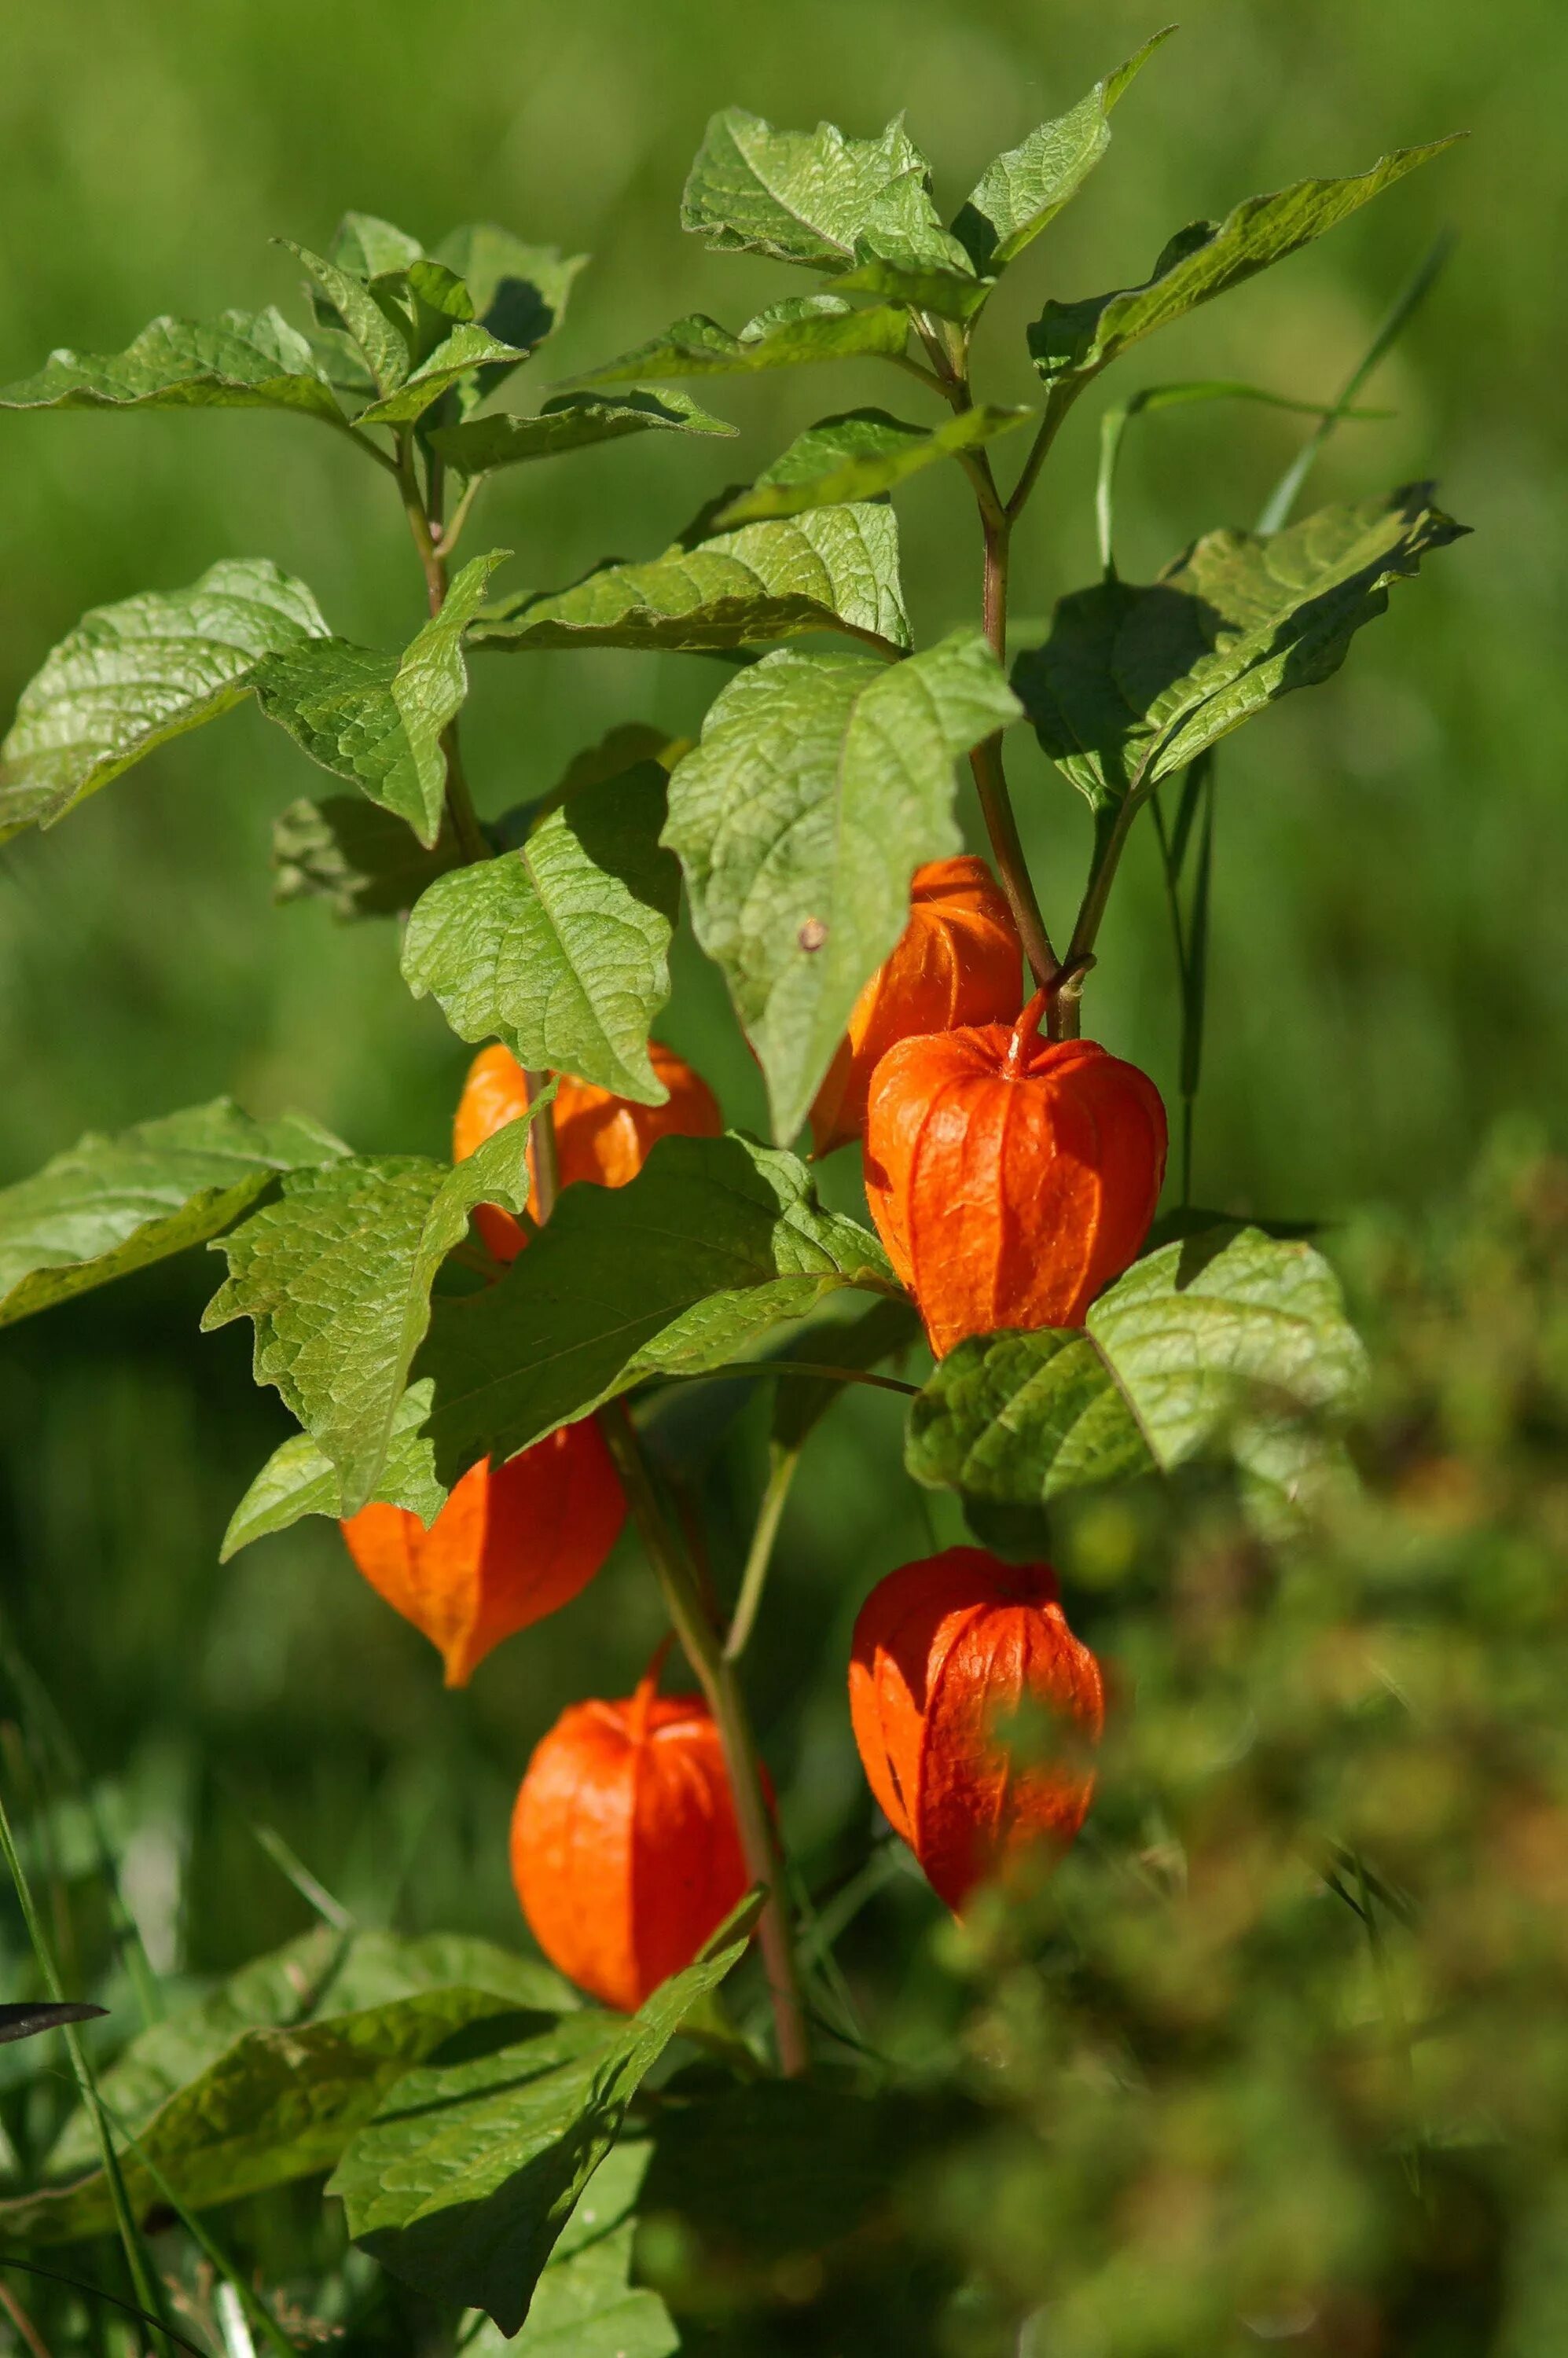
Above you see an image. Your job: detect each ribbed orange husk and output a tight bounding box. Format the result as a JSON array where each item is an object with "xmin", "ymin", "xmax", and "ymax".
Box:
[
  {"xmin": 453, "ymin": 1041, "xmax": 723, "ymax": 1262},
  {"xmin": 809, "ymin": 856, "xmax": 1023, "ymax": 1156},
  {"xmin": 339, "ymin": 1420, "xmax": 624, "ymax": 1687},
  {"xmin": 848, "ymin": 1547, "xmax": 1104, "ymax": 1912},
  {"xmin": 510, "ymin": 1676, "xmax": 751, "ymax": 2011},
  {"xmin": 864, "ymin": 1014, "xmax": 1166, "ymax": 1354}
]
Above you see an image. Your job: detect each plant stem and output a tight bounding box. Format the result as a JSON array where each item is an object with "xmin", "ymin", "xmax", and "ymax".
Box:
[
  {"xmin": 1005, "ymin": 377, "xmax": 1087, "ymax": 525},
  {"xmin": 523, "ymin": 1068, "xmax": 560, "ymax": 1221},
  {"xmin": 723, "ymin": 1447, "xmax": 800, "ymax": 1663},
  {"xmin": 0, "ymin": 2272, "xmax": 51, "ymax": 2358},
  {"xmin": 598, "ymin": 1403, "xmax": 810, "ymax": 2077},
  {"xmin": 971, "ymin": 509, "xmax": 1059, "ymax": 990}
]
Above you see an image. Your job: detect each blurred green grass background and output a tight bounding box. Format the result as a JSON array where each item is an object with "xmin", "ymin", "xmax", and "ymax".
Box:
[{"xmin": 0, "ymin": 0, "xmax": 1561, "ymax": 1996}]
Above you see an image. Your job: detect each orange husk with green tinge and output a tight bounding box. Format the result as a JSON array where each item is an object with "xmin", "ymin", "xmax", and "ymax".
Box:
[
  {"xmin": 864, "ymin": 990, "xmax": 1167, "ymax": 1355},
  {"xmin": 849, "ymin": 1547, "xmax": 1104, "ymax": 1912},
  {"xmin": 509, "ymin": 1663, "xmax": 754, "ymax": 2011},
  {"xmin": 339, "ymin": 1421, "xmax": 624, "ymax": 1686},
  {"xmin": 452, "ymin": 1041, "xmax": 723, "ymax": 1262},
  {"xmin": 808, "ymin": 854, "xmax": 1023, "ymax": 1156}
]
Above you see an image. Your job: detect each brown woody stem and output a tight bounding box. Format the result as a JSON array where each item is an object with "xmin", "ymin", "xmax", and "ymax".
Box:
[{"xmin": 599, "ymin": 1403, "xmax": 810, "ymax": 2077}]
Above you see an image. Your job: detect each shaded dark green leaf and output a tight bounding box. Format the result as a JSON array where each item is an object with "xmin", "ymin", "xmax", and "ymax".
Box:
[
  {"xmin": 272, "ymin": 795, "xmax": 465, "ymax": 920},
  {"xmin": 0, "ymin": 1099, "xmax": 347, "ymax": 1331},
  {"xmin": 391, "ymin": 1135, "xmax": 895, "ymax": 1499},
  {"xmin": 329, "ymin": 1900, "xmax": 762, "ymax": 2332},
  {"xmin": 1013, "ymin": 487, "xmax": 1466, "ymax": 810}
]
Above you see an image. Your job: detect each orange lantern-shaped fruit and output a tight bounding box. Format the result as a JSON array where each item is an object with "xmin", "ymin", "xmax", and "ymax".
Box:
[
  {"xmin": 454, "ymin": 1042, "xmax": 723, "ymax": 1262},
  {"xmin": 865, "ymin": 990, "xmax": 1166, "ymax": 1355},
  {"xmin": 340, "ymin": 1420, "xmax": 624, "ymax": 1687},
  {"xmin": 849, "ymin": 1548, "xmax": 1103, "ymax": 1912},
  {"xmin": 809, "ymin": 855, "xmax": 1023, "ymax": 1156},
  {"xmin": 510, "ymin": 1663, "xmax": 751, "ymax": 2011}
]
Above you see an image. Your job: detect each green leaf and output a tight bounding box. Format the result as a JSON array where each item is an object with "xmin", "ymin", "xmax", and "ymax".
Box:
[
  {"xmin": 1013, "ymin": 486, "xmax": 1466, "ymax": 810},
  {"xmin": 5, "ymin": 1982, "xmax": 568, "ymax": 2246},
  {"xmin": 330, "ymin": 212, "xmax": 426, "ymax": 281},
  {"xmin": 254, "ymin": 552, "xmax": 506, "ymax": 844},
  {"xmin": 353, "ymin": 325, "xmax": 534, "ymax": 428},
  {"xmin": 426, "ymin": 387, "xmax": 736, "ymax": 479},
  {"xmin": 329, "ymin": 1898, "xmax": 762, "ymax": 2332},
  {"xmin": 905, "ymin": 1224, "xmax": 1368, "ymax": 1530},
  {"xmin": 220, "ymin": 1382, "xmax": 446, "ymax": 1557},
  {"xmin": 1028, "ymin": 138, "xmax": 1460, "ymax": 386},
  {"xmin": 468, "ymin": 502, "xmax": 909, "ymax": 656},
  {"xmin": 0, "ymin": 1099, "xmax": 347, "ymax": 1331},
  {"xmin": 462, "ymin": 2143, "xmax": 678, "ymax": 2358},
  {"xmin": 280, "ymin": 239, "xmax": 411, "ymax": 398},
  {"xmin": 664, "ymin": 630, "xmax": 1020, "ymax": 1143},
  {"xmin": 715, "ymin": 403, "xmax": 1033, "ymax": 526},
  {"xmin": 402, "ymin": 760, "xmax": 681, "ymax": 1102},
  {"xmin": 0, "ymin": 559, "xmax": 331, "ymax": 839},
  {"xmin": 272, "ymin": 795, "xmax": 465, "ymax": 920},
  {"xmin": 396, "ymin": 1134, "xmax": 895, "ymax": 1495},
  {"xmin": 434, "ymin": 227, "xmax": 588, "ymax": 366},
  {"xmin": 0, "ymin": 307, "xmax": 343, "ymax": 423},
  {"xmin": 682, "ymin": 108, "xmax": 933, "ymax": 271},
  {"xmin": 202, "ymin": 1109, "xmax": 547, "ymax": 1518},
  {"xmin": 45, "ymin": 1926, "xmax": 574, "ymax": 2184},
  {"xmin": 770, "ymin": 1293, "xmax": 924, "ymax": 1453},
  {"xmin": 953, "ymin": 30, "xmax": 1174, "ymax": 273},
  {"xmin": 568, "ymin": 293, "xmax": 910, "ymax": 385}
]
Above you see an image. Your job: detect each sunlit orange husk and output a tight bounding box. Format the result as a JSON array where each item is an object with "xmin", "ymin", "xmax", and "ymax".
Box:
[
  {"xmin": 339, "ymin": 1420, "xmax": 624, "ymax": 1686},
  {"xmin": 453, "ymin": 1041, "xmax": 724, "ymax": 1262},
  {"xmin": 848, "ymin": 1547, "xmax": 1104, "ymax": 1912},
  {"xmin": 864, "ymin": 995, "xmax": 1167, "ymax": 1354},
  {"xmin": 809, "ymin": 855, "xmax": 1023, "ymax": 1156},
  {"xmin": 510, "ymin": 1669, "xmax": 751, "ymax": 2011}
]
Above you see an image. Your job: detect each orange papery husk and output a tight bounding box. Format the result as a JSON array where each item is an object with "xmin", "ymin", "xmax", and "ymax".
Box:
[
  {"xmin": 453, "ymin": 1041, "xmax": 723, "ymax": 1262},
  {"xmin": 863, "ymin": 993, "xmax": 1167, "ymax": 1355},
  {"xmin": 849, "ymin": 1547, "xmax": 1105, "ymax": 1912},
  {"xmin": 808, "ymin": 854, "xmax": 1024, "ymax": 1155},
  {"xmin": 339, "ymin": 1420, "xmax": 624, "ymax": 1686},
  {"xmin": 510, "ymin": 1665, "xmax": 754, "ymax": 2011}
]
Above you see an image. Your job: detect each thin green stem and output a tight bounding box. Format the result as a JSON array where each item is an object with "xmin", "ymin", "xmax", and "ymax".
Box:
[
  {"xmin": 0, "ymin": 2275, "xmax": 50, "ymax": 2358},
  {"xmin": 597, "ymin": 1403, "xmax": 810, "ymax": 2077},
  {"xmin": 723, "ymin": 1447, "xmax": 801, "ymax": 1663},
  {"xmin": 653, "ymin": 1360, "xmax": 919, "ymax": 1401},
  {"xmin": 0, "ymin": 2260, "xmax": 206, "ymax": 2358},
  {"xmin": 437, "ymin": 472, "xmax": 485, "ymax": 560},
  {"xmin": 971, "ymin": 507, "xmax": 1059, "ymax": 991},
  {"xmin": 1004, "ymin": 377, "xmax": 1087, "ymax": 524},
  {"xmin": 0, "ymin": 1791, "xmax": 174, "ymax": 2356}
]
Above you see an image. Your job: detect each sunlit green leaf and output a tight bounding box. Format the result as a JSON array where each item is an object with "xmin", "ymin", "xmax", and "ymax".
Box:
[
  {"xmin": 203, "ymin": 1112, "xmax": 545, "ymax": 1517},
  {"xmin": 682, "ymin": 108, "xmax": 933, "ymax": 270},
  {"xmin": 1028, "ymin": 138, "xmax": 1460, "ymax": 387},
  {"xmin": 1013, "ymin": 486, "xmax": 1466, "ymax": 810},
  {"xmin": 907, "ymin": 1224, "xmax": 1368, "ymax": 1529},
  {"xmin": 462, "ymin": 2143, "xmax": 678, "ymax": 2358},
  {"xmin": 468, "ymin": 501, "xmax": 909, "ymax": 656},
  {"xmin": 272, "ymin": 795, "xmax": 464, "ymax": 920},
  {"xmin": 220, "ymin": 1383, "xmax": 448, "ymax": 1558},
  {"xmin": 0, "ymin": 307, "xmax": 343, "ymax": 422},
  {"xmin": 387, "ymin": 1136, "xmax": 894, "ymax": 1497},
  {"xmin": 353, "ymin": 325, "xmax": 534, "ymax": 427},
  {"xmin": 717, "ymin": 403, "xmax": 1033, "ymax": 525},
  {"xmin": 568, "ymin": 293, "xmax": 910, "ymax": 385},
  {"xmin": 664, "ymin": 631, "xmax": 1019, "ymax": 1141},
  {"xmin": 954, "ymin": 30, "xmax": 1174, "ymax": 272},
  {"xmin": 0, "ymin": 1099, "xmax": 348, "ymax": 1330},
  {"xmin": 402, "ymin": 759, "xmax": 680, "ymax": 1102},
  {"xmin": 428, "ymin": 387, "xmax": 736, "ymax": 478},
  {"xmin": 329, "ymin": 1899, "xmax": 762, "ymax": 2332},
  {"xmin": 0, "ymin": 559, "xmax": 330, "ymax": 839},
  {"xmin": 253, "ymin": 551, "xmax": 505, "ymax": 844},
  {"xmin": 281, "ymin": 239, "xmax": 411, "ymax": 398}
]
